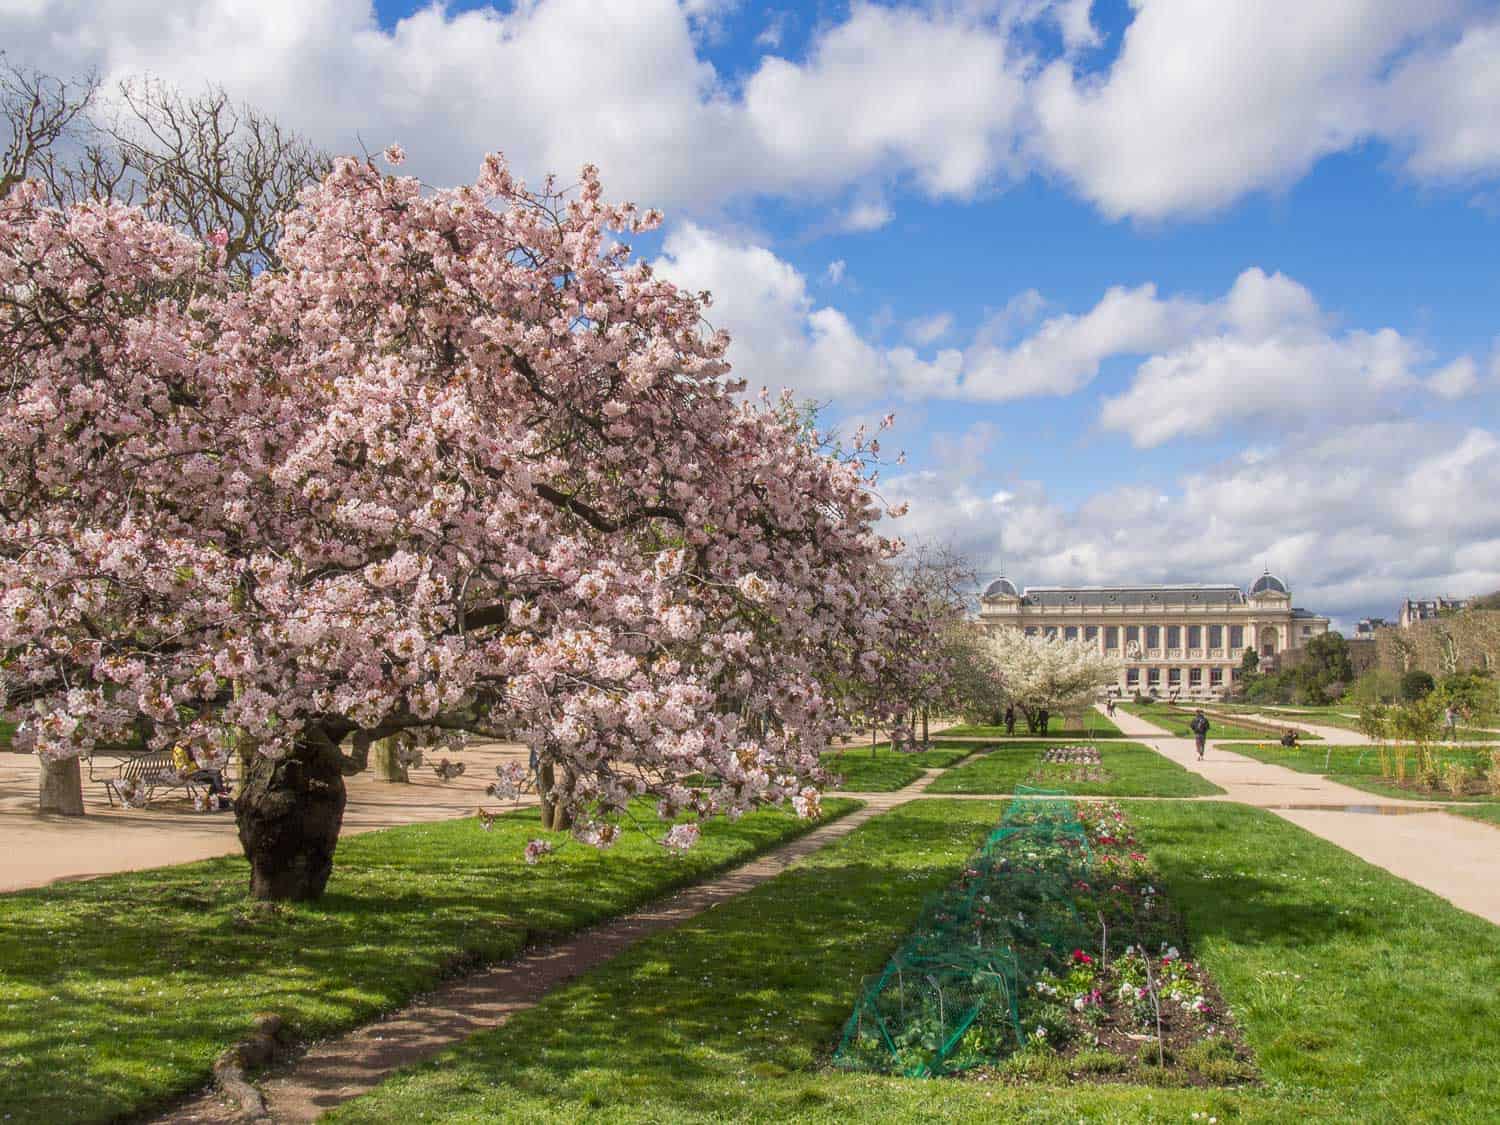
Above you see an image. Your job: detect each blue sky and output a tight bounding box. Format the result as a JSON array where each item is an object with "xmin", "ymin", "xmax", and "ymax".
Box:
[{"xmin": 8, "ymin": 1, "xmax": 1499, "ymax": 627}]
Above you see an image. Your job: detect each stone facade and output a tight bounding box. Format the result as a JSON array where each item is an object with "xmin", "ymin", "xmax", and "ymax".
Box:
[{"xmin": 977, "ymin": 572, "xmax": 1330, "ymax": 700}]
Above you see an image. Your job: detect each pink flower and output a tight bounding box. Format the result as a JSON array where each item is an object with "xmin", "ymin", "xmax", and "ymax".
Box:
[{"xmin": 523, "ymin": 839, "xmax": 554, "ymax": 865}]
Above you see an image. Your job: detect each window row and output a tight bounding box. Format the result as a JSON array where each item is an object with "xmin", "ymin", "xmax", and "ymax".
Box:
[
  {"xmin": 1022, "ymin": 624, "xmax": 1249, "ymax": 650},
  {"xmin": 1124, "ymin": 667, "xmax": 1228, "ymax": 687}
]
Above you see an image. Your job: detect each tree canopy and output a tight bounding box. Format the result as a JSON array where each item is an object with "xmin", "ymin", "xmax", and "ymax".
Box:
[{"xmin": 0, "ymin": 151, "xmax": 918, "ymax": 897}]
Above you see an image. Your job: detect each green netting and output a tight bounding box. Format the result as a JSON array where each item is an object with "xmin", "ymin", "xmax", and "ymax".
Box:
[{"xmin": 833, "ymin": 790, "xmax": 1094, "ymax": 1077}]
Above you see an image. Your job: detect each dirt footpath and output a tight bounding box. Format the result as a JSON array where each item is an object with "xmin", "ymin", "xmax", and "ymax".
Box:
[{"xmin": 0, "ymin": 741, "xmax": 532, "ymax": 892}]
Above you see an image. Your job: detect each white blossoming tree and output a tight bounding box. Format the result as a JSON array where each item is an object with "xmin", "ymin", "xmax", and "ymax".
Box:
[{"xmin": 985, "ymin": 630, "xmax": 1121, "ymax": 733}]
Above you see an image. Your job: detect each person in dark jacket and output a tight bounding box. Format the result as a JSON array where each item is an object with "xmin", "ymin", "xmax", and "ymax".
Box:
[
  {"xmin": 1189, "ymin": 709, "xmax": 1210, "ymax": 760},
  {"xmin": 1003, "ymin": 704, "xmax": 1016, "ymax": 736}
]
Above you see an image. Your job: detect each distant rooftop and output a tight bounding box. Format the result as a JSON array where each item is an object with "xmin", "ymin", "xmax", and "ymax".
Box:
[{"xmin": 1015, "ymin": 584, "xmax": 1247, "ymax": 608}]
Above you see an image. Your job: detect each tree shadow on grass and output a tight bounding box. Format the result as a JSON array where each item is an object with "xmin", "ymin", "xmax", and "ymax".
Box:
[{"xmin": 0, "ymin": 802, "xmax": 853, "ymax": 1124}]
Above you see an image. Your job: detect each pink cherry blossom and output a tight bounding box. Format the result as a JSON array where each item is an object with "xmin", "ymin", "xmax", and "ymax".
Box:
[{"xmin": 0, "ymin": 153, "xmax": 934, "ymax": 887}]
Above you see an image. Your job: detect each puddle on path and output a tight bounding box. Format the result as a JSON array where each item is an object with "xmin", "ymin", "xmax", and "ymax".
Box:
[{"xmin": 1268, "ymin": 804, "xmax": 1440, "ymax": 816}]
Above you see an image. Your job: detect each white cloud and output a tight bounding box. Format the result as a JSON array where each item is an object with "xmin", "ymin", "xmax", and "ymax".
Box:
[
  {"xmin": 755, "ymin": 9, "xmax": 791, "ymax": 50},
  {"xmin": 884, "ymin": 419, "xmax": 1500, "ymax": 624},
  {"xmin": 2, "ymin": 0, "xmax": 1496, "ymax": 222},
  {"xmin": 906, "ymin": 312, "xmax": 954, "ymax": 345},
  {"xmin": 1379, "ymin": 18, "xmax": 1500, "ymax": 181},
  {"xmin": 653, "ymin": 231, "xmax": 1480, "ymax": 442},
  {"xmin": 840, "ymin": 198, "xmax": 895, "ymax": 232},
  {"xmin": 1429, "ymin": 356, "xmax": 1481, "ymax": 400},
  {"xmin": 823, "ymin": 259, "xmax": 847, "ymax": 285},
  {"xmin": 959, "ymin": 282, "xmax": 1210, "ymax": 401},
  {"xmin": 1029, "ymin": 1, "xmax": 1478, "ymax": 219},
  {"xmin": 653, "ymin": 224, "xmax": 961, "ymax": 402},
  {"xmin": 1094, "ymin": 269, "xmax": 1445, "ymax": 446}
]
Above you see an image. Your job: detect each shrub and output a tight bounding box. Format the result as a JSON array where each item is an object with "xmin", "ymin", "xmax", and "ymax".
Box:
[
  {"xmin": 1401, "ymin": 670, "xmax": 1436, "ymax": 701},
  {"xmin": 1443, "ymin": 762, "xmax": 1474, "ymax": 798}
]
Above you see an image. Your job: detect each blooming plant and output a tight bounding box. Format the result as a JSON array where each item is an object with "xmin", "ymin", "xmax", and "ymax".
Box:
[{"xmin": 0, "ymin": 154, "xmax": 925, "ymax": 898}]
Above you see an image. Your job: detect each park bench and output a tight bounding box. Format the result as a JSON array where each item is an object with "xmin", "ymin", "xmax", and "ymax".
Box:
[{"xmin": 89, "ymin": 749, "xmax": 204, "ymax": 808}]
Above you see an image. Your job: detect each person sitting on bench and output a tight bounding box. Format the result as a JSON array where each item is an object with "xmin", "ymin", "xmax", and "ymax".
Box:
[
  {"xmin": 1280, "ymin": 729, "xmax": 1299, "ymax": 748},
  {"xmin": 172, "ymin": 742, "xmax": 233, "ymax": 809}
]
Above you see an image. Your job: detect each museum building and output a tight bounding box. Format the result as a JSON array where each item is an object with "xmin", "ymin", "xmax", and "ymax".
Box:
[{"xmin": 977, "ymin": 572, "xmax": 1330, "ymax": 699}]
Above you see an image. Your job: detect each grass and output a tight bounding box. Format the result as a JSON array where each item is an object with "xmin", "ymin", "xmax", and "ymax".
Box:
[
  {"xmin": 0, "ymin": 798, "xmax": 859, "ymax": 1125},
  {"xmin": 821, "ymin": 742, "xmax": 984, "ymax": 792},
  {"xmin": 1219, "ymin": 742, "xmax": 1497, "ymax": 802},
  {"xmin": 924, "ymin": 739, "xmax": 1224, "ymax": 797},
  {"xmin": 328, "ymin": 799, "xmax": 1500, "ymax": 1124},
  {"xmin": 941, "ymin": 711, "xmax": 1125, "ymax": 739},
  {"xmin": 1120, "ymin": 701, "xmax": 1314, "ymax": 741},
  {"xmin": 1454, "ymin": 804, "xmax": 1500, "ymax": 828},
  {"xmin": 1219, "ymin": 705, "xmax": 1500, "ymax": 742}
]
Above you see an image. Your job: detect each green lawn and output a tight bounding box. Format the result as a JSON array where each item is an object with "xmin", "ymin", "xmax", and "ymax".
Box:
[
  {"xmin": 941, "ymin": 711, "xmax": 1125, "ymax": 739},
  {"xmin": 1455, "ymin": 804, "xmax": 1500, "ymax": 828},
  {"xmin": 1121, "ymin": 702, "xmax": 1315, "ymax": 741},
  {"xmin": 0, "ymin": 799, "xmax": 859, "ymax": 1125},
  {"xmin": 1220, "ymin": 742, "xmax": 1497, "ymax": 802},
  {"xmin": 329, "ymin": 799, "xmax": 1500, "ymax": 1124},
  {"xmin": 821, "ymin": 742, "xmax": 983, "ymax": 792},
  {"xmin": 924, "ymin": 740, "xmax": 1224, "ymax": 797},
  {"xmin": 1225, "ymin": 706, "xmax": 1500, "ymax": 742}
]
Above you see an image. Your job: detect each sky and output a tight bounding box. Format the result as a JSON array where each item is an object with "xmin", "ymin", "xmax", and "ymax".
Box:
[{"xmin": 6, "ymin": 0, "xmax": 1499, "ymax": 629}]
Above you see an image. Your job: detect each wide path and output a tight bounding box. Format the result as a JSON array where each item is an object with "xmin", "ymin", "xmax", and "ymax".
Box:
[
  {"xmin": 0, "ymin": 742, "xmax": 533, "ymax": 891},
  {"xmin": 1106, "ymin": 704, "xmax": 1500, "ymax": 925},
  {"xmin": 157, "ymin": 774, "xmax": 941, "ymax": 1124}
]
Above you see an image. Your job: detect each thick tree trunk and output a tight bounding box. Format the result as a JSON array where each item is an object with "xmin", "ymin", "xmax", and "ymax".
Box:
[
  {"xmin": 371, "ymin": 737, "xmax": 408, "ymax": 783},
  {"xmin": 38, "ymin": 755, "xmax": 85, "ymax": 816},
  {"xmin": 235, "ymin": 728, "xmax": 346, "ymax": 901}
]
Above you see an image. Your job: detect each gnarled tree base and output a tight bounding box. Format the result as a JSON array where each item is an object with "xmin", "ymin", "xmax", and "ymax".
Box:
[{"xmin": 235, "ymin": 731, "xmax": 346, "ymax": 901}]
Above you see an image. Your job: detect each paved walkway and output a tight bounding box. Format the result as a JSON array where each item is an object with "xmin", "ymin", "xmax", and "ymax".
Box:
[
  {"xmin": 0, "ymin": 742, "xmax": 533, "ymax": 891},
  {"xmin": 157, "ymin": 772, "xmax": 942, "ymax": 1124},
  {"xmin": 1105, "ymin": 705, "xmax": 1500, "ymax": 925}
]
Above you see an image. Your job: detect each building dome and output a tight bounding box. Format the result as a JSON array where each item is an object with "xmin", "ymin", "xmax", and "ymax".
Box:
[
  {"xmin": 983, "ymin": 576, "xmax": 1019, "ymax": 598},
  {"xmin": 1249, "ymin": 572, "xmax": 1288, "ymax": 596}
]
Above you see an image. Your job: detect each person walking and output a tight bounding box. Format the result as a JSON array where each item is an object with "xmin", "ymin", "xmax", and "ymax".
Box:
[
  {"xmin": 1444, "ymin": 705, "xmax": 1459, "ymax": 741},
  {"xmin": 1105, "ymin": 697, "xmax": 1117, "ymax": 719},
  {"xmin": 1189, "ymin": 709, "xmax": 1210, "ymax": 760},
  {"xmin": 1003, "ymin": 704, "xmax": 1016, "ymax": 736}
]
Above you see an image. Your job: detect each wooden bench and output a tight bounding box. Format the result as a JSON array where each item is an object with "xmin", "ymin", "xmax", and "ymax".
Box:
[{"xmin": 90, "ymin": 750, "xmax": 203, "ymax": 808}]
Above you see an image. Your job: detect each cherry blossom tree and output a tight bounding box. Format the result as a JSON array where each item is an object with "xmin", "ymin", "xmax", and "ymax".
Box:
[
  {"xmin": 985, "ymin": 629, "xmax": 1121, "ymax": 732},
  {"xmin": 0, "ymin": 151, "xmax": 911, "ymax": 900}
]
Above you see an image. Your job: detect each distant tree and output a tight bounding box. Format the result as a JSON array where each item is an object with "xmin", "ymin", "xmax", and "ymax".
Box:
[
  {"xmin": 1400, "ymin": 670, "xmax": 1436, "ymax": 701},
  {"xmin": 986, "ymin": 631, "xmax": 1120, "ymax": 733},
  {"xmin": 1436, "ymin": 671, "xmax": 1496, "ymax": 724},
  {"xmin": 2, "ymin": 58, "xmax": 330, "ymax": 280},
  {"xmin": 1239, "ymin": 648, "xmax": 1259, "ymax": 677}
]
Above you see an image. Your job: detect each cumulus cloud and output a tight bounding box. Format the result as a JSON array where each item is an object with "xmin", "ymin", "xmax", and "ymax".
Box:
[
  {"xmin": 652, "ymin": 226, "xmax": 1481, "ymax": 440},
  {"xmin": 884, "ymin": 419, "xmax": 1500, "ymax": 625},
  {"xmin": 1029, "ymin": 1, "xmax": 1473, "ymax": 219},
  {"xmin": 3, "ymin": 1, "xmax": 1495, "ymax": 222},
  {"xmin": 958, "ymin": 282, "xmax": 1210, "ymax": 401},
  {"xmin": 653, "ymin": 224, "xmax": 963, "ymax": 402}
]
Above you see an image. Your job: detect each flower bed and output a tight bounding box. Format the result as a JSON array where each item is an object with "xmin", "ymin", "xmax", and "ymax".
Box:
[
  {"xmin": 1029, "ymin": 743, "xmax": 1111, "ymax": 785},
  {"xmin": 834, "ymin": 795, "xmax": 1253, "ymax": 1085}
]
